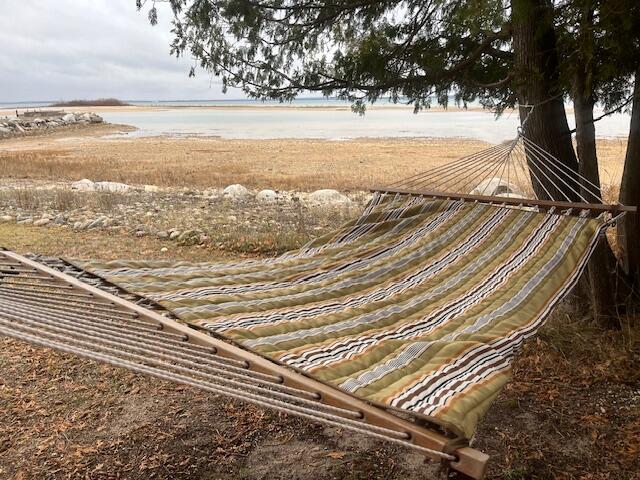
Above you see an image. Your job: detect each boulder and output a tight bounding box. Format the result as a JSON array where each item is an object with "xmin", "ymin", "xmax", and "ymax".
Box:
[
  {"xmin": 95, "ymin": 181, "xmax": 130, "ymax": 193},
  {"xmin": 0, "ymin": 127, "xmax": 10, "ymax": 134},
  {"xmin": 256, "ymin": 189, "xmax": 278, "ymax": 203},
  {"xmin": 10, "ymin": 122, "xmax": 25, "ymax": 133},
  {"xmin": 223, "ymin": 184, "xmax": 250, "ymax": 200},
  {"xmin": 89, "ymin": 113, "xmax": 104, "ymax": 123},
  {"xmin": 33, "ymin": 218, "xmax": 51, "ymax": 227},
  {"xmin": 308, "ymin": 189, "xmax": 351, "ymax": 205},
  {"xmin": 78, "ymin": 113, "xmax": 92, "ymax": 123},
  {"xmin": 470, "ymin": 178, "xmax": 520, "ymax": 197},
  {"xmin": 71, "ymin": 179, "xmax": 96, "ymax": 191},
  {"xmin": 0, "ymin": 215, "xmax": 15, "ymax": 222},
  {"xmin": 62, "ymin": 113, "xmax": 76, "ymax": 123}
]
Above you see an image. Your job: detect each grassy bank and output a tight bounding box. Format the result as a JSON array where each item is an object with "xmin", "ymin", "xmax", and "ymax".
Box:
[{"xmin": 0, "ymin": 134, "xmax": 628, "ymax": 193}]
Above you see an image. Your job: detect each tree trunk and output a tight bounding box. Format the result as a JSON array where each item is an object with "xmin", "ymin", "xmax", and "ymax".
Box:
[
  {"xmin": 573, "ymin": 76, "xmax": 619, "ymax": 326},
  {"xmin": 512, "ymin": 0, "xmax": 580, "ymax": 201},
  {"xmin": 618, "ymin": 69, "xmax": 640, "ymax": 284}
]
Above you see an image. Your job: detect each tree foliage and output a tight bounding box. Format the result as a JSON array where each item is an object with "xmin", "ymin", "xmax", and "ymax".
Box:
[{"xmin": 139, "ymin": 0, "xmax": 514, "ymax": 112}]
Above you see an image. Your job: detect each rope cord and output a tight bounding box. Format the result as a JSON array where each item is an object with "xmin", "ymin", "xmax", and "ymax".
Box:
[{"xmin": 383, "ymin": 130, "xmax": 617, "ymax": 210}]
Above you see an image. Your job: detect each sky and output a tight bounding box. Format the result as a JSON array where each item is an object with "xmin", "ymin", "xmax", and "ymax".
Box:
[{"xmin": 0, "ymin": 0, "xmax": 244, "ymax": 102}]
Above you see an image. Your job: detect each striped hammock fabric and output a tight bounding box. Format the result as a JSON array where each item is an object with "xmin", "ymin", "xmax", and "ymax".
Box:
[{"xmin": 77, "ymin": 194, "xmax": 606, "ymax": 438}]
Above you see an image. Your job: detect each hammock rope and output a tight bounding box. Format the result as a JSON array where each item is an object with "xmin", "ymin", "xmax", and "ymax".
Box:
[{"xmin": 384, "ymin": 132, "xmax": 612, "ymax": 207}]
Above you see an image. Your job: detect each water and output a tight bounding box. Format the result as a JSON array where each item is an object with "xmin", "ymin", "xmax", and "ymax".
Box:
[
  {"xmin": 2, "ymin": 98, "xmax": 631, "ymax": 143},
  {"xmin": 100, "ymin": 106, "xmax": 631, "ymax": 143}
]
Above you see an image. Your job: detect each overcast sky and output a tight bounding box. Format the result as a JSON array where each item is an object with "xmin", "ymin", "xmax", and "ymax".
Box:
[{"xmin": 0, "ymin": 0, "xmax": 245, "ymax": 102}]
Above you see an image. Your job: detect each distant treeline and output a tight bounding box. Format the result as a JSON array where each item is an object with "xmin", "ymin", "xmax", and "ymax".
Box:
[{"xmin": 50, "ymin": 98, "xmax": 130, "ymax": 107}]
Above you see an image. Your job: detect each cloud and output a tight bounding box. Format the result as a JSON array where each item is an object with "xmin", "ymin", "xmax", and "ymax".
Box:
[{"xmin": 0, "ymin": 0, "xmax": 243, "ymax": 102}]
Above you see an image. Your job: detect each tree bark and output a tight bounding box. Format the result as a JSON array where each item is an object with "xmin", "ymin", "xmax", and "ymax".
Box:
[
  {"xmin": 512, "ymin": 0, "xmax": 580, "ymax": 201},
  {"xmin": 618, "ymin": 69, "xmax": 640, "ymax": 284},
  {"xmin": 573, "ymin": 75, "xmax": 619, "ymax": 326}
]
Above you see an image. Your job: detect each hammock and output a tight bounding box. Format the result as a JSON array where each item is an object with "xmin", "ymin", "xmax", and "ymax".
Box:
[{"xmin": 0, "ymin": 132, "xmax": 635, "ymax": 479}]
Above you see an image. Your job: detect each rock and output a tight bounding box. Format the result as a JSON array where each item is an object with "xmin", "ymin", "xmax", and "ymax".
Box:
[
  {"xmin": 0, "ymin": 126, "xmax": 11, "ymax": 134},
  {"xmin": 86, "ymin": 216, "xmax": 106, "ymax": 229},
  {"xmin": 169, "ymin": 230, "xmax": 181, "ymax": 240},
  {"xmin": 89, "ymin": 113, "xmax": 103, "ymax": 124},
  {"xmin": 144, "ymin": 185, "xmax": 160, "ymax": 193},
  {"xmin": 156, "ymin": 230, "xmax": 169, "ymax": 239},
  {"xmin": 469, "ymin": 178, "xmax": 520, "ymax": 197},
  {"xmin": 308, "ymin": 189, "xmax": 351, "ymax": 205},
  {"xmin": 33, "ymin": 218, "xmax": 50, "ymax": 227},
  {"xmin": 160, "ymin": 247, "xmax": 168, "ymax": 253},
  {"xmin": 135, "ymin": 230, "xmax": 146, "ymax": 237},
  {"xmin": 72, "ymin": 179, "xmax": 96, "ymax": 191},
  {"xmin": 226, "ymin": 215, "xmax": 237, "ymax": 222},
  {"xmin": 11, "ymin": 122, "xmax": 25, "ymax": 133},
  {"xmin": 177, "ymin": 229, "xmax": 200, "ymax": 245},
  {"xmin": 223, "ymin": 184, "xmax": 250, "ymax": 200},
  {"xmin": 95, "ymin": 181, "xmax": 130, "ymax": 193},
  {"xmin": 17, "ymin": 218, "xmax": 33, "ymax": 225},
  {"xmin": 0, "ymin": 215, "xmax": 15, "ymax": 222},
  {"xmin": 78, "ymin": 113, "xmax": 92, "ymax": 123},
  {"xmin": 62, "ymin": 113, "xmax": 76, "ymax": 123},
  {"xmin": 256, "ymin": 189, "xmax": 278, "ymax": 203}
]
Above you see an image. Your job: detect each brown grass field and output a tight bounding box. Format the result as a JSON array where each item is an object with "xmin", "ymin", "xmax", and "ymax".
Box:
[
  {"xmin": 0, "ymin": 127, "xmax": 638, "ymax": 479},
  {"xmin": 0, "ymin": 126, "xmax": 628, "ymax": 196}
]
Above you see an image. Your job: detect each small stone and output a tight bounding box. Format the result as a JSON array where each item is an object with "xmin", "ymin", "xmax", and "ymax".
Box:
[
  {"xmin": 177, "ymin": 229, "xmax": 200, "ymax": 245},
  {"xmin": 86, "ymin": 217, "xmax": 106, "ymax": 229},
  {"xmin": 144, "ymin": 185, "xmax": 160, "ymax": 193},
  {"xmin": 308, "ymin": 189, "xmax": 351, "ymax": 205},
  {"xmin": 169, "ymin": 230, "xmax": 181, "ymax": 240},
  {"xmin": 156, "ymin": 230, "xmax": 169, "ymax": 239},
  {"xmin": 160, "ymin": 247, "xmax": 168, "ymax": 253},
  {"xmin": 72, "ymin": 179, "xmax": 95, "ymax": 191},
  {"xmin": 95, "ymin": 181, "xmax": 130, "ymax": 193},
  {"xmin": 135, "ymin": 230, "xmax": 146, "ymax": 237},
  {"xmin": 0, "ymin": 215, "xmax": 14, "ymax": 222},
  {"xmin": 256, "ymin": 189, "xmax": 278, "ymax": 203},
  {"xmin": 223, "ymin": 184, "xmax": 250, "ymax": 200},
  {"xmin": 33, "ymin": 218, "xmax": 50, "ymax": 227}
]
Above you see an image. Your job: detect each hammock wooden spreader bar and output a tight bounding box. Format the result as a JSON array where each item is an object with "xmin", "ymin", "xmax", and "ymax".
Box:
[
  {"xmin": 371, "ymin": 188, "xmax": 637, "ymax": 215},
  {"xmin": 0, "ymin": 249, "xmax": 489, "ymax": 479}
]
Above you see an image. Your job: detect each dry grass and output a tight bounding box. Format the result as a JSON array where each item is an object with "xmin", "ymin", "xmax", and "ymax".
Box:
[
  {"xmin": 0, "ymin": 136, "xmax": 490, "ymax": 191},
  {"xmin": 0, "ymin": 134, "xmax": 628, "ymax": 194},
  {"xmin": 0, "ymin": 223, "xmax": 234, "ymax": 262}
]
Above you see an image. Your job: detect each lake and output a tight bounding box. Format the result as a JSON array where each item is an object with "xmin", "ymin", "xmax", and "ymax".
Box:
[{"xmin": 99, "ymin": 106, "xmax": 631, "ymax": 143}]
